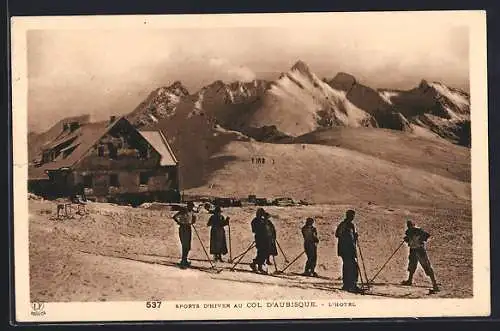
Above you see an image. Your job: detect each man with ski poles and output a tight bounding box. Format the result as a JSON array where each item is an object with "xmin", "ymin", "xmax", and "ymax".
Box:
[
  {"xmin": 301, "ymin": 217, "xmax": 319, "ymax": 277},
  {"xmin": 173, "ymin": 201, "xmax": 197, "ymax": 268},
  {"xmin": 249, "ymin": 208, "xmax": 271, "ymax": 274},
  {"xmin": 401, "ymin": 220, "xmax": 440, "ymax": 293},
  {"xmin": 335, "ymin": 209, "xmax": 363, "ymax": 293}
]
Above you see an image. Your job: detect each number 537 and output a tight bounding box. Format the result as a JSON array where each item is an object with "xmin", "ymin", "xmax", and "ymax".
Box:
[{"xmin": 146, "ymin": 301, "xmax": 161, "ymax": 308}]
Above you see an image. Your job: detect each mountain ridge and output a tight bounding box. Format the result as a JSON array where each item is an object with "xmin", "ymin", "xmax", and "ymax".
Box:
[{"xmin": 28, "ymin": 60, "xmax": 471, "ymax": 185}]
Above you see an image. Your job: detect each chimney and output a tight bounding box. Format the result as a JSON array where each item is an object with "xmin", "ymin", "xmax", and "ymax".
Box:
[{"xmin": 109, "ymin": 116, "xmax": 116, "ymax": 125}]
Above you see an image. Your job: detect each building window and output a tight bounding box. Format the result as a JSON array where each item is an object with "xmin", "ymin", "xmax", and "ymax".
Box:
[
  {"xmin": 138, "ymin": 147, "xmax": 148, "ymax": 159},
  {"xmin": 109, "ymin": 174, "xmax": 120, "ymax": 187},
  {"xmin": 83, "ymin": 175, "xmax": 93, "ymax": 188},
  {"xmin": 139, "ymin": 172, "xmax": 150, "ymax": 185},
  {"xmin": 62, "ymin": 145, "xmax": 78, "ymax": 159},
  {"xmin": 97, "ymin": 145, "xmax": 105, "ymax": 157},
  {"xmin": 108, "ymin": 143, "xmax": 117, "ymax": 159},
  {"xmin": 69, "ymin": 121, "xmax": 80, "ymax": 132},
  {"xmin": 42, "ymin": 151, "xmax": 52, "ymax": 163}
]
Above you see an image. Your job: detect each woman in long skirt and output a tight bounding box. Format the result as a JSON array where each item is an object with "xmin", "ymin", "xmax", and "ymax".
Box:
[
  {"xmin": 207, "ymin": 206, "xmax": 229, "ymax": 262},
  {"xmin": 264, "ymin": 212, "xmax": 278, "ymax": 265}
]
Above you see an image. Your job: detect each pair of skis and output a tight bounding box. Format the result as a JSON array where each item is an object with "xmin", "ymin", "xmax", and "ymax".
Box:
[{"xmin": 229, "ymin": 239, "xmax": 291, "ymax": 274}]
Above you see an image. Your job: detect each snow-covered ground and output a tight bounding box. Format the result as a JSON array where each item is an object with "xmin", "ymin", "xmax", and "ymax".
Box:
[{"xmin": 29, "ymin": 198, "xmax": 472, "ymax": 302}]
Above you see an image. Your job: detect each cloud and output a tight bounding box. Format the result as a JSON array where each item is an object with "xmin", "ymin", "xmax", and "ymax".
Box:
[
  {"xmin": 208, "ymin": 57, "xmax": 256, "ymax": 82},
  {"xmin": 26, "ymin": 19, "xmax": 470, "ymax": 130}
]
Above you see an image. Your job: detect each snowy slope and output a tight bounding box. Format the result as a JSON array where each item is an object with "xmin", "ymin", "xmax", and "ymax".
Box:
[
  {"xmin": 429, "ymin": 82, "xmax": 470, "ymax": 114},
  {"xmin": 248, "ymin": 61, "xmax": 375, "ymax": 137},
  {"xmin": 376, "ymin": 80, "xmax": 470, "ymax": 145},
  {"xmin": 378, "ymin": 91, "xmax": 400, "ymax": 105},
  {"xmin": 127, "ymin": 81, "xmax": 190, "ymax": 127}
]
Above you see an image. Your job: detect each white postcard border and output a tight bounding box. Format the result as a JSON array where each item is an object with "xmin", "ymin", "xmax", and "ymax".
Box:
[{"xmin": 11, "ymin": 11, "xmax": 490, "ymax": 322}]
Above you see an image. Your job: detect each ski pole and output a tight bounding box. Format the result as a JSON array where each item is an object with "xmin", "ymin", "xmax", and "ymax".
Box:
[
  {"xmin": 272, "ymin": 255, "xmax": 278, "ymax": 273},
  {"xmin": 355, "ymin": 259, "xmax": 368, "ymax": 293},
  {"xmin": 357, "ymin": 240, "xmax": 370, "ymax": 289},
  {"xmin": 276, "ymin": 240, "xmax": 290, "ymax": 263},
  {"xmin": 230, "ymin": 241, "xmax": 255, "ymax": 271},
  {"xmin": 369, "ymin": 240, "xmax": 405, "ymax": 284},
  {"xmin": 228, "ymin": 221, "xmax": 233, "ymax": 262},
  {"xmin": 279, "ymin": 251, "xmax": 305, "ymax": 273},
  {"xmin": 232, "ymin": 242, "xmax": 255, "ymax": 261},
  {"xmin": 191, "ymin": 224, "xmax": 216, "ymax": 269}
]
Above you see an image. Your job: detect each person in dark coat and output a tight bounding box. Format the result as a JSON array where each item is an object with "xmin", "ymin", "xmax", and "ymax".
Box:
[
  {"xmin": 302, "ymin": 217, "xmax": 319, "ymax": 277},
  {"xmin": 207, "ymin": 206, "xmax": 229, "ymax": 262},
  {"xmin": 264, "ymin": 212, "xmax": 278, "ymax": 265},
  {"xmin": 173, "ymin": 201, "xmax": 197, "ymax": 268},
  {"xmin": 250, "ymin": 208, "xmax": 271, "ymax": 274},
  {"xmin": 401, "ymin": 220, "xmax": 439, "ymax": 292},
  {"xmin": 335, "ymin": 209, "xmax": 362, "ymax": 293}
]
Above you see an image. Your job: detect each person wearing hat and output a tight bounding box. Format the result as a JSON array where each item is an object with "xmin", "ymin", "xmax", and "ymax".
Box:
[
  {"xmin": 301, "ymin": 217, "xmax": 320, "ymax": 277},
  {"xmin": 173, "ymin": 201, "xmax": 197, "ymax": 268},
  {"xmin": 250, "ymin": 208, "xmax": 271, "ymax": 273},
  {"xmin": 207, "ymin": 206, "xmax": 229, "ymax": 262},
  {"xmin": 401, "ymin": 220, "xmax": 439, "ymax": 292},
  {"xmin": 335, "ymin": 209, "xmax": 362, "ymax": 293}
]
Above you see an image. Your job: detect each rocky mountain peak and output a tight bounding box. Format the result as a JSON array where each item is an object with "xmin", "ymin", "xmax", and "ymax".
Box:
[
  {"xmin": 168, "ymin": 81, "xmax": 190, "ymax": 96},
  {"xmin": 327, "ymin": 72, "xmax": 357, "ymax": 92},
  {"xmin": 418, "ymin": 79, "xmax": 431, "ymax": 90},
  {"xmin": 291, "ymin": 60, "xmax": 312, "ymax": 74}
]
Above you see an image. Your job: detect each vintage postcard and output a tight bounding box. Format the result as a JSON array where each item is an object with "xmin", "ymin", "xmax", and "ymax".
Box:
[{"xmin": 11, "ymin": 11, "xmax": 489, "ymax": 323}]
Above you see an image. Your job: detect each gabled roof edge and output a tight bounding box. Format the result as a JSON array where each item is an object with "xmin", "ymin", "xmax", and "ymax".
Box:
[
  {"xmin": 71, "ymin": 116, "xmax": 127, "ymax": 169},
  {"xmin": 158, "ymin": 129, "xmax": 178, "ymax": 164}
]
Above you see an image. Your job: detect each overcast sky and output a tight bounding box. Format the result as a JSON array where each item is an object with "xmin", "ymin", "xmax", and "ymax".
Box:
[{"xmin": 27, "ymin": 17, "xmax": 469, "ymax": 132}]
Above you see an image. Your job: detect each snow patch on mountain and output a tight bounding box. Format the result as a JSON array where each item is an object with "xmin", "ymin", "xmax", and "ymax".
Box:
[
  {"xmin": 443, "ymin": 106, "xmax": 463, "ymax": 121},
  {"xmin": 284, "ymin": 64, "xmax": 373, "ymax": 128},
  {"xmin": 128, "ymin": 81, "xmax": 190, "ymax": 127},
  {"xmin": 213, "ymin": 124, "xmax": 252, "ymax": 141},
  {"xmin": 238, "ymin": 84, "xmax": 247, "ymax": 96},
  {"xmin": 379, "ymin": 91, "xmax": 400, "ymax": 105},
  {"xmin": 194, "ymin": 91, "xmax": 204, "ymax": 111},
  {"xmin": 429, "ymin": 82, "xmax": 469, "ymax": 113},
  {"xmin": 250, "ymin": 61, "xmax": 374, "ymax": 136},
  {"xmin": 409, "ymin": 123, "xmax": 441, "ymax": 140},
  {"xmin": 225, "ymin": 86, "xmax": 235, "ymax": 103}
]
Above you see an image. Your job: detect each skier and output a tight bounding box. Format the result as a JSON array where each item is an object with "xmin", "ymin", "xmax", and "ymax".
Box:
[
  {"xmin": 301, "ymin": 217, "xmax": 319, "ymax": 277},
  {"xmin": 335, "ymin": 209, "xmax": 363, "ymax": 293},
  {"xmin": 401, "ymin": 220, "xmax": 440, "ymax": 293},
  {"xmin": 173, "ymin": 201, "xmax": 197, "ymax": 268},
  {"xmin": 264, "ymin": 212, "xmax": 278, "ymax": 265},
  {"xmin": 250, "ymin": 208, "xmax": 271, "ymax": 274},
  {"xmin": 207, "ymin": 206, "xmax": 229, "ymax": 262}
]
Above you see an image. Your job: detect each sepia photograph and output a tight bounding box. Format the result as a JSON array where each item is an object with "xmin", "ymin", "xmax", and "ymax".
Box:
[{"xmin": 11, "ymin": 11, "xmax": 489, "ymax": 322}]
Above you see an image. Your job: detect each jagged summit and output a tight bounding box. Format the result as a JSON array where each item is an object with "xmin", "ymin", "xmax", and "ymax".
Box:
[
  {"xmin": 101, "ymin": 62, "xmax": 474, "ymax": 148},
  {"xmin": 168, "ymin": 81, "xmax": 190, "ymax": 94},
  {"xmin": 418, "ymin": 79, "xmax": 431, "ymax": 89},
  {"xmin": 247, "ymin": 61, "xmax": 375, "ymax": 137},
  {"xmin": 327, "ymin": 72, "xmax": 358, "ymax": 91},
  {"xmin": 333, "ymin": 72, "xmax": 357, "ymax": 83},
  {"xmin": 290, "ymin": 60, "xmax": 316, "ymax": 82},
  {"xmin": 157, "ymin": 81, "xmax": 190, "ymax": 97},
  {"xmin": 203, "ymin": 80, "xmax": 225, "ymax": 90},
  {"xmin": 291, "ymin": 60, "xmax": 311, "ymax": 73}
]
